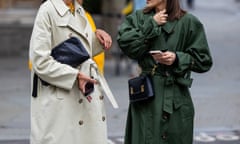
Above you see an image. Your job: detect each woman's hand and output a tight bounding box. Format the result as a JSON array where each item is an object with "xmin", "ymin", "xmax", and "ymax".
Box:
[
  {"xmin": 77, "ymin": 72, "xmax": 97, "ymax": 94},
  {"xmin": 153, "ymin": 9, "xmax": 168, "ymax": 25},
  {"xmin": 151, "ymin": 51, "xmax": 176, "ymax": 66},
  {"xmin": 95, "ymin": 29, "xmax": 112, "ymax": 50}
]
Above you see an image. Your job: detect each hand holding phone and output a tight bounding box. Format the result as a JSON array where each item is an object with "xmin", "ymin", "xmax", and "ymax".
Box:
[
  {"xmin": 84, "ymin": 82, "xmax": 94, "ymax": 96},
  {"xmin": 149, "ymin": 50, "xmax": 163, "ymax": 55}
]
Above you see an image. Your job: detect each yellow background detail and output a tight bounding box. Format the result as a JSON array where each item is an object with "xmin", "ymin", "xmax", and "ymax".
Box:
[
  {"xmin": 121, "ymin": 1, "xmax": 133, "ymax": 15},
  {"xmin": 67, "ymin": 2, "xmax": 75, "ymax": 14},
  {"xmin": 85, "ymin": 12, "xmax": 105, "ymax": 74}
]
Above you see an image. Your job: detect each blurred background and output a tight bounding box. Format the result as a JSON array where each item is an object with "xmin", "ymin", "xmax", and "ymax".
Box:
[{"xmin": 0, "ymin": 0, "xmax": 240, "ymax": 144}]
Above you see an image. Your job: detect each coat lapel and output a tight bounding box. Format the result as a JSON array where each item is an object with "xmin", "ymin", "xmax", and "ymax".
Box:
[
  {"xmin": 50, "ymin": 0, "xmax": 69, "ymax": 16},
  {"xmin": 162, "ymin": 20, "xmax": 178, "ymax": 34},
  {"xmin": 68, "ymin": 1, "xmax": 88, "ymax": 37},
  {"xmin": 67, "ymin": 13, "xmax": 87, "ymax": 37},
  {"xmin": 50, "ymin": 0, "xmax": 89, "ymax": 43}
]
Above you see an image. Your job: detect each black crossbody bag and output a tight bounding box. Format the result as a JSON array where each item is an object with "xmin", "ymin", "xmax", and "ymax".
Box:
[{"xmin": 128, "ymin": 74, "xmax": 154, "ymax": 103}]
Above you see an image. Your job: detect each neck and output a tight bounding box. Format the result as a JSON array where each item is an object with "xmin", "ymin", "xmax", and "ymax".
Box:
[
  {"xmin": 76, "ymin": 0, "xmax": 83, "ymax": 5},
  {"xmin": 155, "ymin": 1, "xmax": 166, "ymax": 12},
  {"xmin": 63, "ymin": 0, "xmax": 73, "ymax": 5}
]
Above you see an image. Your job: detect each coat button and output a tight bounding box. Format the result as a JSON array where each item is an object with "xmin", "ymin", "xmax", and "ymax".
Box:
[
  {"xmin": 144, "ymin": 39, "xmax": 149, "ymax": 44},
  {"xmin": 78, "ymin": 99, "xmax": 83, "ymax": 104},
  {"xmin": 85, "ymin": 33, "xmax": 88, "ymax": 37},
  {"xmin": 162, "ymin": 112, "xmax": 169, "ymax": 120},
  {"xmin": 69, "ymin": 33, "xmax": 73, "ymax": 38},
  {"xmin": 102, "ymin": 116, "xmax": 106, "ymax": 121},
  {"xmin": 99, "ymin": 95, "xmax": 104, "ymax": 100},
  {"xmin": 162, "ymin": 114, "xmax": 168, "ymax": 120},
  {"xmin": 162, "ymin": 133, "xmax": 167, "ymax": 140},
  {"xmin": 165, "ymin": 71, "xmax": 170, "ymax": 77},
  {"xmin": 79, "ymin": 120, "xmax": 84, "ymax": 125},
  {"xmin": 191, "ymin": 60, "xmax": 195, "ymax": 68}
]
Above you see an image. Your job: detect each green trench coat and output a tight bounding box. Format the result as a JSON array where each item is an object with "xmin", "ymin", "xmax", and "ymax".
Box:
[{"xmin": 117, "ymin": 10, "xmax": 213, "ymax": 144}]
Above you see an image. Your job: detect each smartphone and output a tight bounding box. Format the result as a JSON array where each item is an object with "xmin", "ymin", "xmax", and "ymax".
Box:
[
  {"xmin": 84, "ymin": 82, "xmax": 94, "ymax": 96},
  {"xmin": 149, "ymin": 50, "xmax": 163, "ymax": 54}
]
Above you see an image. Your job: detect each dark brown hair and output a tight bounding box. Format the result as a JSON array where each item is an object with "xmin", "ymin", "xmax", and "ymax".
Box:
[
  {"xmin": 144, "ymin": 0, "xmax": 186, "ymax": 21},
  {"xmin": 166, "ymin": 0, "xmax": 185, "ymax": 21},
  {"xmin": 41, "ymin": 0, "xmax": 47, "ymax": 3}
]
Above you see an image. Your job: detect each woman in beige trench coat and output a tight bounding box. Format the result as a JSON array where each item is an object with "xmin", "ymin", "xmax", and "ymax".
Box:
[{"xmin": 29, "ymin": 0, "xmax": 115, "ymax": 143}]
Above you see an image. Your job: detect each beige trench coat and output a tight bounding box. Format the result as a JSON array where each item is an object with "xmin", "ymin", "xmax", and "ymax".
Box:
[{"xmin": 29, "ymin": 0, "xmax": 115, "ymax": 143}]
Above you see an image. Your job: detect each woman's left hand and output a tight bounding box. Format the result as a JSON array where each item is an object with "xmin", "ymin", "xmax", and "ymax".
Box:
[
  {"xmin": 151, "ymin": 51, "xmax": 176, "ymax": 66},
  {"xmin": 77, "ymin": 72, "xmax": 97, "ymax": 94},
  {"xmin": 95, "ymin": 29, "xmax": 112, "ymax": 50}
]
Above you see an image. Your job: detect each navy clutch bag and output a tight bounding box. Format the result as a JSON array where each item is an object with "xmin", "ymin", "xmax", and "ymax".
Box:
[
  {"xmin": 51, "ymin": 37, "xmax": 90, "ymax": 67},
  {"xmin": 32, "ymin": 37, "xmax": 90, "ymax": 97}
]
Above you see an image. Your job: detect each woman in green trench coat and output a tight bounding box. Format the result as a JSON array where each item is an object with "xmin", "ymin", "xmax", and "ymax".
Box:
[{"xmin": 117, "ymin": 0, "xmax": 213, "ymax": 144}]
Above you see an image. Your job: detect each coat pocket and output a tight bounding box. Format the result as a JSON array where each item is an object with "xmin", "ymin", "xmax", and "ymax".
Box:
[
  {"xmin": 173, "ymin": 86, "xmax": 194, "ymax": 120},
  {"xmin": 40, "ymin": 85, "xmax": 65, "ymax": 100}
]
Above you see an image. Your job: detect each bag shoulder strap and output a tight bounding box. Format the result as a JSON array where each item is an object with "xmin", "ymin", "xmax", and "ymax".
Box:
[{"xmin": 32, "ymin": 73, "xmax": 38, "ymax": 98}]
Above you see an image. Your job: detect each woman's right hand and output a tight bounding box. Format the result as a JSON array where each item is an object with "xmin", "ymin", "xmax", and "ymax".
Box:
[
  {"xmin": 77, "ymin": 72, "xmax": 97, "ymax": 94},
  {"xmin": 153, "ymin": 9, "xmax": 168, "ymax": 25}
]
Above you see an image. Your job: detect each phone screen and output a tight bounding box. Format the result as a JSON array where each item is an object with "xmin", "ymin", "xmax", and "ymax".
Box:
[{"xmin": 149, "ymin": 50, "xmax": 163, "ymax": 54}]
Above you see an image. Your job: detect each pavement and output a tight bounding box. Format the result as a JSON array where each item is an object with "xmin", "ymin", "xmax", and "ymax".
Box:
[{"xmin": 0, "ymin": 0, "xmax": 240, "ymax": 144}]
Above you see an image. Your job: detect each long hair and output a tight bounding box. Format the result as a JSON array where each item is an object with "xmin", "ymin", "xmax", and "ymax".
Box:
[
  {"xmin": 41, "ymin": 0, "xmax": 47, "ymax": 3},
  {"xmin": 143, "ymin": 0, "xmax": 185, "ymax": 21}
]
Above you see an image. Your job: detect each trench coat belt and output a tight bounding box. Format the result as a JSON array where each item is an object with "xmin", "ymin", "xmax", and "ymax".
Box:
[
  {"xmin": 142, "ymin": 70, "xmax": 193, "ymax": 114},
  {"xmin": 90, "ymin": 62, "xmax": 119, "ymax": 109}
]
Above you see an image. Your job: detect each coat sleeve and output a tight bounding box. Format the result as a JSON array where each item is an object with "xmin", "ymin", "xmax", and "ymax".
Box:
[
  {"xmin": 91, "ymin": 33, "xmax": 104, "ymax": 56},
  {"xmin": 29, "ymin": 5, "xmax": 78, "ymax": 90},
  {"xmin": 117, "ymin": 11, "xmax": 161, "ymax": 60},
  {"xmin": 84, "ymin": 11, "xmax": 104, "ymax": 57},
  {"xmin": 173, "ymin": 16, "xmax": 213, "ymax": 75}
]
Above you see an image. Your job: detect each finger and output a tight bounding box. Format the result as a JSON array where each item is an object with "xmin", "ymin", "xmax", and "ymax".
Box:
[
  {"xmin": 100, "ymin": 37, "xmax": 105, "ymax": 45},
  {"xmin": 78, "ymin": 80, "xmax": 87, "ymax": 92},
  {"xmin": 79, "ymin": 75, "xmax": 96, "ymax": 84},
  {"xmin": 104, "ymin": 41, "xmax": 108, "ymax": 49},
  {"xmin": 104, "ymin": 38, "xmax": 112, "ymax": 49},
  {"xmin": 106, "ymin": 41, "xmax": 112, "ymax": 49},
  {"xmin": 163, "ymin": 14, "xmax": 168, "ymax": 17},
  {"xmin": 160, "ymin": 9, "xmax": 166, "ymax": 14},
  {"xmin": 82, "ymin": 83, "xmax": 86, "ymax": 93},
  {"xmin": 161, "ymin": 15, "xmax": 168, "ymax": 19},
  {"xmin": 108, "ymin": 38, "xmax": 112, "ymax": 46},
  {"xmin": 78, "ymin": 75, "xmax": 90, "ymax": 81},
  {"xmin": 97, "ymin": 35, "xmax": 105, "ymax": 45},
  {"xmin": 89, "ymin": 78, "xmax": 98, "ymax": 84}
]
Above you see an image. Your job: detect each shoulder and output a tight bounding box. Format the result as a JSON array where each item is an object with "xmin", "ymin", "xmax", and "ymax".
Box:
[
  {"xmin": 37, "ymin": 0, "xmax": 54, "ymax": 16},
  {"xmin": 35, "ymin": 0, "xmax": 60, "ymax": 24},
  {"xmin": 125, "ymin": 9, "xmax": 151, "ymax": 24},
  {"xmin": 135, "ymin": 9, "xmax": 152, "ymax": 18},
  {"xmin": 135, "ymin": 9, "xmax": 144, "ymax": 15},
  {"xmin": 180, "ymin": 12, "xmax": 204, "ymax": 28},
  {"xmin": 126, "ymin": 10, "xmax": 145, "ymax": 19}
]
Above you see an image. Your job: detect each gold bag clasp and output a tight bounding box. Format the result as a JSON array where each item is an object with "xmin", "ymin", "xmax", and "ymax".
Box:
[
  {"xmin": 130, "ymin": 87, "xmax": 134, "ymax": 95},
  {"xmin": 141, "ymin": 85, "xmax": 144, "ymax": 93}
]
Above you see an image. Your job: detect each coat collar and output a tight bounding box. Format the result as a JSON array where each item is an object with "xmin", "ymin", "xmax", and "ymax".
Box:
[
  {"xmin": 50, "ymin": 0, "xmax": 89, "ymax": 46},
  {"xmin": 50, "ymin": 0, "xmax": 85, "ymax": 17},
  {"xmin": 162, "ymin": 20, "xmax": 178, "ymax": 34},
  {"xmin": 50, "ymin": 0, "xmax": 69, "ymax": 17},
  {"xmin": 148, "ymin": 10, "xmax": 178, "ymax": 34}
]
